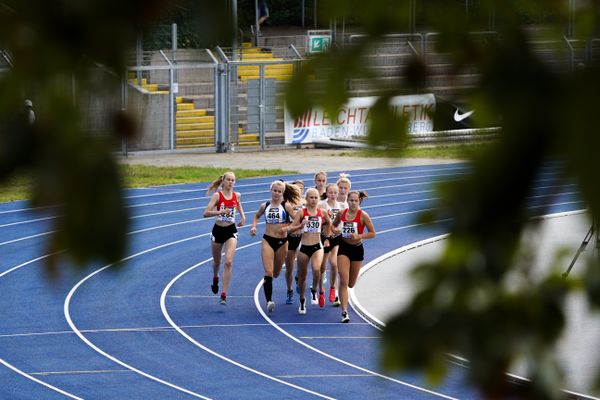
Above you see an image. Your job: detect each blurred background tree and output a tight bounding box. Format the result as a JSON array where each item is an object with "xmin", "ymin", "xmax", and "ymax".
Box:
[
  {"xmin": 285, "ymin": 0, "xmax": 600, "ymax": 398},
  {"xmin": 0, "ymin": 0, "xmax": 233, "ymax": 272}
]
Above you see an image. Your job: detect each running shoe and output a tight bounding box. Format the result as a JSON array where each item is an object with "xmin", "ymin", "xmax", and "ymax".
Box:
[
  {"xmin": 211, "ymin": 277, "xmax": 219, "ymax": 294},
  {"xmin": 298, "ymin": 298, "xmax": 306, "ymax": 315},
  {"xmin": 341, "ymin": 311, "xmax": 350, "ymax": 323},
  {"xmin": 219, "ymin": 293, "xmax": 227, "ymax": 305},
  {"xmin": 286, "ymin": 290, "xmax": 293, "ymax": 305},
  {"xmin": 318, "ymin": 292, "xmax": 325, "ymax": 308},
  {"xmin": 267, "ymin": 301, "xmax": 275, "ymax": 314},
  {"xmin": 328, "ymin": 287, "xmax": 336, "ymax": 303},
  {"xmin": 310, "ymin": 290, "xmax": 318, "ymax": 305},
  {"xmin": 333, "ymin": 296, "xmax": 341, "ymax": 307}
]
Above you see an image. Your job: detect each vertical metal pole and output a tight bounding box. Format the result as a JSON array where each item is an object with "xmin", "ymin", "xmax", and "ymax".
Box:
[
  {"xmin": 232, "ymin": 0, "xmax": 238, "ymax": 61},
  {"xmin": 214, "ymin": 64, "xmax": 221, "ymax": 152},
  {"xmin": 259, "ymin": 64, "xmax": 265, "ymax": 150},
  {"xmin": 172, "ymin": 23, "xmax": 178, "ymax": 81},
  {"xmin": 568, "ymin": 0, "xmax": 575, "ymax": 38},
  {"xmin": 314, "ymin": 0, "xmax": 318, "ymax": 28},
  {"xmin": 302, "ymin": 0, "xmax": 305, "ymax": 27},
  {"xmin": 136, "ymin": 33, "xmax": 143, "ymax": 85},
  {"xmin": 169, "ymin": 67, "xmax": 175, "ymax": 150},
  {"xmin": 409, "ymin": 0, "xmax": 416, "ymax": 33},
  {"xmin": 224, "ymin": 64, "xmax": 231, "ymax": 152},
  {"xmin": 121, "ymin": 74, "xmax": 128, "ymax": 157},
  {"xmin": 489, "ymin": 6, "xmax": 495, "ymax": 32},
  {"xmin": 332, "ymin": 17, "xmax": 337, "ymax": 45},
  {"xmin": 254, "ymin": 0, "xmax": 259, "ymax": 46}
]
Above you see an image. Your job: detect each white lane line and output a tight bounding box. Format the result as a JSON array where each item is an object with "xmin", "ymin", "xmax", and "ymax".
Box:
[
  {"xmin": 0, "ymin": 169, "xmax": 576, "ymax": 241},
  {"xmin": 64, "ymin": 234, "xmax": 214, "ymax": 400},
  {"xmin": 278, "ymin": 374, "xmax": 373, "ymax": 379},
  {"xmin": 298, "ymin": 337, "xmax": 379, "ymax": 340},
  {"xmin": 29, "ymin": 369, "xmax": 131, "ymax": 376},
  {"xmin": 0, "ymin": 231, "xmax": 55, "ymax": 247},
  {"xmin": 0, "ymin": 323, "xmax": 367, "ymax": 339},
  {"xmin": 0, "ymin": 358, "xmax": 83, "ymax": 400},
  {"xmin": 167, "ymin": 295, "xmax": 255, "ymax": 298},
  {"xmin": 122, "ymin": 164, "xmax": 469, "ymax": 201},
  {"xmin": 160, "ymin": 241, "xmax": 336, "ymax": 400},
  {"xmin": 0, "ymin": 167, "xmax": 467, "ymax": 226},
  {"xmin": 350, "ymin": 210, "xmax": 600, "ymax": 400},
  {"xmin": 0, "ymin": 164, "xmax": 467, "ymax": 215},
  {"xmin": 0, "ymin": 166, "xmax": 577, "ymax": 398},
  {"xmin": 0, "ymin": 254, "xmax": 84, "ymax": 399},
  {"xmin": 0, "ymin": 253, "xmax": 61, "ymax": 279},
  {"xmin": 253, "ymin": 279, "xmax": 459, "ymax": 400},
  {"xmin": 0, "ymin": 215, "xmax": 58, "ymax": 229}
]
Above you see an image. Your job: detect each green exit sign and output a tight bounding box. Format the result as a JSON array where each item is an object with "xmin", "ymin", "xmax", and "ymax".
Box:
[{"xmin": 307, "ymin": 30, "xmax": 332, "ymax": 54}]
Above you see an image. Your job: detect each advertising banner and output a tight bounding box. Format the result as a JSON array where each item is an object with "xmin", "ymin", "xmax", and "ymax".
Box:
[{"xmin": 284, "ymin": 94, "xmax": 436, "ymax": 144}]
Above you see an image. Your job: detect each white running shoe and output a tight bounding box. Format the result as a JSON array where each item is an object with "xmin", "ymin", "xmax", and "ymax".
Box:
[
  {"xmin": 267, "ymin": 301, "xmax": 275, "ymax": 314},
  {"xmin": 298, "ymin": 299, "xmax": 307, "ymax": 315},
  {"xmin": 341, "ymin": 311, "xmax": 350, "ymax": 323}
]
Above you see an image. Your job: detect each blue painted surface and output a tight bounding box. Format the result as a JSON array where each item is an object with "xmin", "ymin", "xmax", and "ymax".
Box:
[{"xmin": 0, "ymin": 163, "xmax": 583, "ymax": 399}]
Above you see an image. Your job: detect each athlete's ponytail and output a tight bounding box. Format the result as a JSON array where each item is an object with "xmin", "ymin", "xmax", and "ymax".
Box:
[
  {"xmin": 348, "ymin": 190, "xmax": 368, "ymax": 204},
  {"xmin": 270, "ymin": 180, "xmax": 302, "ymax": 205},
  {"xmin": 207, "ymin": 171, "xmax": 235, "ymax": 194},
  {"xmin": 283, "ymin": 182, "xmax": 302, "ymax": 204}
]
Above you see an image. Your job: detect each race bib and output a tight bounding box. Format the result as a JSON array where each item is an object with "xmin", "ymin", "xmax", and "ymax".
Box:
[
  {"xmin": 304, "ymin": 216, "xmax": 322, "ymax": 233},
  {"xmin": 217, "ymin": 204, "xmax": 235, "ymax": 223},
  {"xmin": 266, "ymin": 207, "xmax": 282, "ymax": 224},
  {"xmin": 341, "ymin": 221, "xmax": 357, "ymax": 238}
]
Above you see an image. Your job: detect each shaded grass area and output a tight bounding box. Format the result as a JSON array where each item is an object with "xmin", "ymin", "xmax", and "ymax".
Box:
[
  {"xmin": 0, "ymin": 165, "xmax": 296, "ymax": 203},
  {"xmin": 0, "ymin": 144, "xmax": 485, "ymax": 203}
]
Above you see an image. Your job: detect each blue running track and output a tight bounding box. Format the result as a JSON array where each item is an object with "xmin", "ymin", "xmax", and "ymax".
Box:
[{"xmin": 0, "ymin": 163, "xmax": 584, "ymax": 399}]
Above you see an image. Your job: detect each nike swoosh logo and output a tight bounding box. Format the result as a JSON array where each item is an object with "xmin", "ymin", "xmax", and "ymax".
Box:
[{"xmin": 454, "ymin": 109, "xmax": 474, "ymax": 122}]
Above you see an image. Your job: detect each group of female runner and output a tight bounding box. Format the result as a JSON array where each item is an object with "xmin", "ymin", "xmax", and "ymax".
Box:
[{"xmin": 203, "ymin": 171, "xmax": 376, "ymax": 323}]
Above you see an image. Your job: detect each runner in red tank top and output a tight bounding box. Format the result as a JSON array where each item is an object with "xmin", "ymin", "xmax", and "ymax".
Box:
[
  {"xmin": 203, "ymin": 172, "xmax": 246, "ymax": 305},
  {"xmin": 281, "ymin": 188, "xmax": 332, "ymax": 315},
  {"xmin": 332, "ymin": 190, "xmax": 375, "ymax": 323}
]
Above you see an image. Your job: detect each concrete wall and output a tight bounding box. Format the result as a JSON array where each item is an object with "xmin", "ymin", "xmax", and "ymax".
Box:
[{"xmin": 127, "ymin": 87, "xmax": 170, "ymax": 151}]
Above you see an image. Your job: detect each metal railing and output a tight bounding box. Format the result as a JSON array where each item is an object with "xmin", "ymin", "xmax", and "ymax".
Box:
[{"xmin": 1, "ymin": 50, "xmax": 13, "ymax": 68}]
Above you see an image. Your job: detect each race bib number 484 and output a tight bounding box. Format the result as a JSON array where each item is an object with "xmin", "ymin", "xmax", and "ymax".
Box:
[{"xmin": 218, "ymin": 206, "xmax": 235, "ymax": 223}]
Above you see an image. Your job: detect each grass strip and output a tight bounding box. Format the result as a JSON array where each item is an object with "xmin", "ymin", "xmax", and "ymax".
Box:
[{"xmin": 0, "ymin": 165, "xmax": 296, "ymax": 203}]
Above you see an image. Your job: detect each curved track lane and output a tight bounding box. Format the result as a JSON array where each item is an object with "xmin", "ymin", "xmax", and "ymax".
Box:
[{"xmin": 0, "ymin": 163, "xmax": 582, "ymax": 399}]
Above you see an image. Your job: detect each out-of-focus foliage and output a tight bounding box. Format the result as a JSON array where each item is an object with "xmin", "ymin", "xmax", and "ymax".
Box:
[
  {"xmin": 0, "ymin": 0, "xmax": 232, "ymax": 273},
  {"xmin": 143, "ymin": 1, "xmax": 233, "ymax": 49},
  {"xmin": 286, "ymin": 0, "xmax": 600, "ymax": 398}
]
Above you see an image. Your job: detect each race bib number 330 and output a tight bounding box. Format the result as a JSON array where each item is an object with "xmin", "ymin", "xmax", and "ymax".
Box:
[{"xmin": 304, "ymin": 216, "xmax": 321, "ymax": 233}]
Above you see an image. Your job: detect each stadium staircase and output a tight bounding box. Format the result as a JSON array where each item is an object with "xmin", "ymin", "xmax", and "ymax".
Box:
[
  {"xmin": 231, "ymin": 42, "xmax": 295, "ymax": 147},
  {"xmin": 126, "ymin": 27, "xmax": 599, "ymax": 151}
]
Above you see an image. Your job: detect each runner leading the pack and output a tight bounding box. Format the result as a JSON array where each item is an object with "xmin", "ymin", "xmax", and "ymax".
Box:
[{"xmin": 203, "ymin": 172, "xmax": 246, "ymax": 305}]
